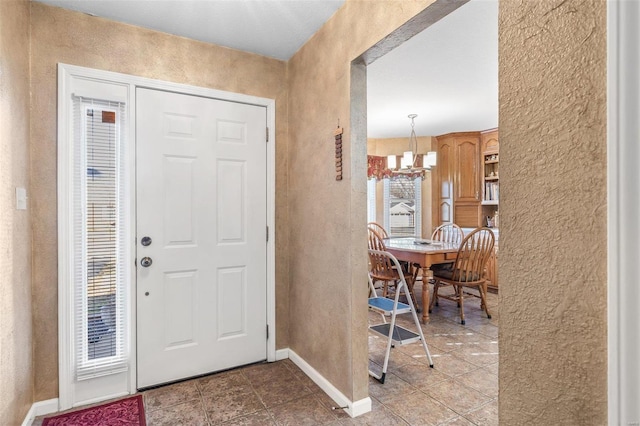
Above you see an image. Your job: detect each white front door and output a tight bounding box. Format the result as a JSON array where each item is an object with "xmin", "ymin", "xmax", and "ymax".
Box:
[{"xmin": 136, "ymin": 88, "xmax": 267, "ymax": 388}]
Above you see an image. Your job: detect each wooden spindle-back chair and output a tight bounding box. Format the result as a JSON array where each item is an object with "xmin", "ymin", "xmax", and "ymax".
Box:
[
  {"xmin": 367, "ymin": 227, "xmax": 416, "ymax": 306},
  {"xmin": 430, "ymin": 227, "xmax": 495, "ymax": 324},
  {"xmin": 430, "ymin": 223, "xmax": 464, "ymax": 245}
]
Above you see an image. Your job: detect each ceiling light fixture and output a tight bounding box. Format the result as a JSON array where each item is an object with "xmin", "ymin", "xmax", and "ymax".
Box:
[
  {"xmin": 402, "ymin": 114, "xmax": 420, "ymax": 169},
  {"xmin": 397, "ymin": 114, "xmax": 437, "ymax": 172},
  {"xmin": 386, "ymin": 114, "xmax": 437, "ymax": 174}
]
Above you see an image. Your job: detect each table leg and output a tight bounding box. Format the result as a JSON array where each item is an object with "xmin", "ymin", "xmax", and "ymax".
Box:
[
  {"xmin": 405, "ymin": 268, "xmax": 419, "ymax": 313},
  {"xmin": 421, "ymin": 267, "xmax": 430, "ymax": 323}
]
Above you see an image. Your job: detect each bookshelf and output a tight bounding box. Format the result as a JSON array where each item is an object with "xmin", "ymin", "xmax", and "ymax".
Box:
[
  {"xmin": 481, "ymin": 128, "xmax": 499, "ymax": 207},
  {"xmin": 483, "ymin": 153, "xmax": 499, "ymax": 205}
]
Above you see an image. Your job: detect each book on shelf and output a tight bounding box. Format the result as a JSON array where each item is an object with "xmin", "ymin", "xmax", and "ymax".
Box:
[{"xmin": 485, "ymin": 182, "xmax": 500, "ymax": 201}]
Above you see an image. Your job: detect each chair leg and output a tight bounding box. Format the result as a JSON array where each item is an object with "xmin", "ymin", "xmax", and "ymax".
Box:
[
  {"xmin": 458, "ymin": 285, "xmax": 466, "ymax": 325},
  {"xmin": 478, "ymin": 284, "xmax": 492, "ymax": 319}
]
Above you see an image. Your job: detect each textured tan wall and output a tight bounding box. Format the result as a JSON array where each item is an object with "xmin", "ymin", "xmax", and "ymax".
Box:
[
  {"xmin": 286, "ymin": 0, "xmax": 448, "ymax": 402},
  {"xmin": 498, "ymin": 0, "xmax": 607, "ymax": 424},
  {"xmin": 0, "ymin": 0, "xmax": 33, "ymax": 424},
  {"xmin": 29, "ymin": 3, "xmax": 288, "ymax": 400}
]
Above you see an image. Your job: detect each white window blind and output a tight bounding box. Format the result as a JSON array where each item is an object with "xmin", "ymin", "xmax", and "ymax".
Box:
[
  {"xmin": 367, "ymin": 178, "xmax": 377, "ymax": 223},
  {"xmin": 384, "ymin": 176, "xmax": 422, "ymax": 237},
  {"xmin": 72, "ymin": 96, "xmax": 129, "ymax": 380}
]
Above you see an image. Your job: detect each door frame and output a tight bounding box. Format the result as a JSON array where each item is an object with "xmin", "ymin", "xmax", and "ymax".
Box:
[
  {"xmin": 58, "ymin": 63, "xmax": 277, "ymax": 409},
  {"xmin": 607, "ymin": 1, "xmax": 640, "ymax": 423}
]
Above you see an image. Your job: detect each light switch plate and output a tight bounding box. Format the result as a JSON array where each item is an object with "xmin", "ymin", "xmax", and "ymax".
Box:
[{"xmin": 16, "ymin": 187, "xmax": 27, "ymax": 210}]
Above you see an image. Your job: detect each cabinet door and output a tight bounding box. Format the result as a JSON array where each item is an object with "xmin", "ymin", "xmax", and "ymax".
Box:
[
  {"xmin": 454, "ymin": 203, "xmax": 481, "ymax": 228},
  {"xmin": 437, "ymin": 137, "xmax": 454, "ymax": 224},
  {"xmin": 454, "ymin": 136, "xmax": 481, "ymax": 203},
  {"xmin": 481, "ymin": 129, "xmax": 499, "ymax": 154}
]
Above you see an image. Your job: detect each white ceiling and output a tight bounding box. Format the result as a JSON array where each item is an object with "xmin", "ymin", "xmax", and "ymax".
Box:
[
  {"xmin": 35, "ymin": 0, "xmax": 346, "ymax": 61},
  {"xmin": 367, "ymin": 0, "xmax": 498, "ymax": 138},
  {"xmin": 35, "ymin": 0, "xmax": 498, "ymax": 139}
]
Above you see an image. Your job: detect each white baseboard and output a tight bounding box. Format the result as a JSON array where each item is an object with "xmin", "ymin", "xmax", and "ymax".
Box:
[
  {"xmin": 288, "ymin": 349, "xmax": 372, "ymax": 418},
  {"xmin": 22, "ymin": 398, "xmax": 58, "ymax": 426},
  {"xmin": 274, "ymin": 348, "xmax": 289, "ymax": 361}
]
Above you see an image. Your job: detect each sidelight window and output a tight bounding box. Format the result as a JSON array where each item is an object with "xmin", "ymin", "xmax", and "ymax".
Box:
[{"xmin": 72, "ymin": 96, "xmax": 129, "ymax": 380}]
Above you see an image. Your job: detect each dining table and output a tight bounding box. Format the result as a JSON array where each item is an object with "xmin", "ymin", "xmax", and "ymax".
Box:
[{"xmin": 384, "ymin": 237, "xmax": 459, "ymax": 323}]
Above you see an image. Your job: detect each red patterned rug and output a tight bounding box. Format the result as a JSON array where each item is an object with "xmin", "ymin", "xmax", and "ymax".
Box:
[{"xmin": 42, "ymin": 395, "xmax": 145, "ymax": 426}]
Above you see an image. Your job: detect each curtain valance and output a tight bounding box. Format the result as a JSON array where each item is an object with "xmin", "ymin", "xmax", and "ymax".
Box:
[{"xmin": 367, "ymin": 155, "xmax": 426, "ymax": 180}]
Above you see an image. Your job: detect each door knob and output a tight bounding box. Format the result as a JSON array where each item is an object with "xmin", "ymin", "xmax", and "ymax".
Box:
[
  {"xmin": 141, "ymin": 236, "xmax": 152, "ymax": 246},
  {"xmin": 140, "ymin": 257, "xmax": 153, "ymax": 267}
]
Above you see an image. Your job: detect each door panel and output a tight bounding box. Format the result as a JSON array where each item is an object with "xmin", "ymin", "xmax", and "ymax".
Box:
[
  {"xmin": 437, "ymin": 137, "xmax": 454, "ymax": 224},
  {"xmin": 217, "ymin": 160, "xmax": 246, "ymax": 242},
  {"xmin": 163, "ymin": 270, "xmax": 197, "ymax": 347},
  {"xmin": 217, "ymin": 267, "xmax": 246, "ymax": 338},
  {"xmin": 164, "ymin": 156, "xmax": 196, "ymax": 244},
  {"xmin": 454, "ymin": 136, "xmax": 480, "ymax": 203},
  {"xmin": 136, "ymin": 88, "xmax": 267, "ymax": 388}
]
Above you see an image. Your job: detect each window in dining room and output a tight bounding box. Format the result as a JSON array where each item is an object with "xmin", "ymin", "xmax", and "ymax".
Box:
[
  {"xmin": 367, "ymin": 178, "xmax": 377, "ymax": 223},
  {"xmin": 383, "ymin": 175, "xmax": 421, "ymax": 237}
]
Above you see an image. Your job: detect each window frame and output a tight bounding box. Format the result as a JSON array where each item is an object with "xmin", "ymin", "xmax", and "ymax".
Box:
[{"xmin": 383, "ymin": 175, "xmax": 422, "ymax": 237}]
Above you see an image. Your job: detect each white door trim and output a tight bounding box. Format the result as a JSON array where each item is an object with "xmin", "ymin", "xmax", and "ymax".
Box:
[
  {"xmin": 57, "ymin": 63, "xmax": 277, "ymax": 409},
  {"xmin": 607, "ymin": 1, "xmax": 640, "ymax": 424}
]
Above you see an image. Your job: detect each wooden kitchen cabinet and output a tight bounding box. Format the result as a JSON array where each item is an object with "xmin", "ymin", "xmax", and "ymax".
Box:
[
  {"xmin": 454, "ymin": 135, "xmax": 481, "ymax": 203},
  {"xmin": 437, "ymin": 135, "xmax": 454, "ymax": 224},
  {"xmin": 436, "ymin": 132, "xmax": 482, "ymax": 227},
  {"xmin": 481, "ymin": 128, "xmax": 499, "ymax": 154}
]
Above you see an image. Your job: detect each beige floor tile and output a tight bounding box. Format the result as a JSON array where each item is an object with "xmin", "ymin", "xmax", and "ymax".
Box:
[
  {"xmin": 202, "ymin": 387, "xmax": 265, "ymax": 424},
  {"xmin": 436, "ymin": 338, "xmax": 497, "ymax": 362},
  {"xmin": 423, "ymin": 378, "xmax": 493, "ymax": 416},
  {"xmin": 428, "ymin": 352, "xmax": 479, "ymax": 377},
  {"xmin": 241, "ymin": 361, "xmax": 291, "ymax": 385},
  {"xmin": 369, "ymin": 333, "xmax": 394, "ymax": 352},
  {"xmin": 144, "ymin": 380, "xmax": 201, "ymax": 411},
  {"xmin": 422, "ymin": 318, "xmax": 462, "ymax": 331},
  {"xmin": 383, "ymin": 390, "xmax": 458, "ymax": 426},
  {"xmin": 463, "ymin": 398, "xmax": 498, "ymax": 426},
  {"xmin": 440, "ymin": 416, "xmax": 476, "ymax": 425},
  {"xmin": 369, "ymin": 346, "xmax": 422, "ymax": 371},
  {"xmin": 444, "ymin": 331, "xmax": 492, "ymax": 345},
  {"xmin": 368, "ymin": 372, "xmax": 416, "ymax": 404},
  {"xmin": 455, "ymin": 352, "xmax": 499, "ymax": 368},
  {"xmin": 252, "ymin": 373, "xmax": 314, "ymax": 407},
  {"xmin": 392, "ymin": 363, "xmax": 451, "ymax": 391},
  {"xmin": 197, "ymin": 370, "xmax": 252, "ymax": 396},
  {"xmin": 394, "ymin": 340, "xmax": 437, "ymax": 364},
  {"xmin": 455, "ymin": 368, "xmax": 498, "ymax": 398},
  {"xmin": 219, "ymin": 409, "xmax": 276, "ymax": 425},
  {"xmin": 467, "ymin": 323, "xmax": 499, "ymax": 339},
  {"xmin": 268, "ymin": 394, "xmax": 339, "ymax": 426},
  {"xmin": 485, "ymin": 362, "xmax": 499, "ymax": 376},
  {"xmin": 145, "ymin": 398, "xmax": 208, "ymax": 426},
  {"xmin": 289, "ymin": 368, "xmax": 325, "ymax": 393}
]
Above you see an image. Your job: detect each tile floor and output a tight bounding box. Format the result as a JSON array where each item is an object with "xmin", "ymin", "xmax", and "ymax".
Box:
[{"xmin": 37, "ymin": 288, "xmax": 498, "ymax": 426}]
